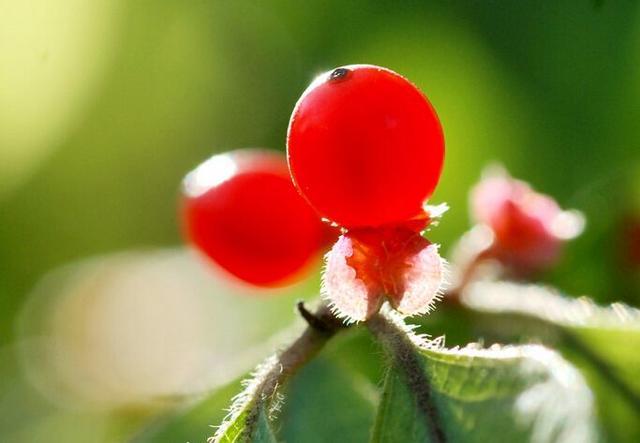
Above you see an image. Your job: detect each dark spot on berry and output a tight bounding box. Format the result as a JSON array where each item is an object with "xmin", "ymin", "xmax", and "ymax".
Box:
[{"xmin": 329, "ymin": 67, "xmax": 350, "ymax": 82}]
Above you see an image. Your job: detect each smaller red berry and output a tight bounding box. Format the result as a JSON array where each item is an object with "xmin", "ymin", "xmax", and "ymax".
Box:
[
  {"xmin": 470, "ymin": 166, "xmax": 584, "ymax": 275},
  {"xmin": 287, "ymin": 64, "xmax": 445, "ymax": 229},
  {"xmin": 182, "ymin": 149, "xmax": 334, "ymax": 287}
]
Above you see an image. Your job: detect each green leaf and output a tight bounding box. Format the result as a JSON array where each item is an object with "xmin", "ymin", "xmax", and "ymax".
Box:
[
  {"xmin": 462, "ymin": 281, "xmax": 640, "ymax": 334},
  {"xmin": 209, "ymin": 330, "xmax": 381, "ymax": 443},
  {"xmin": 206, "ymin": 354, "xmax": 283, "ymax": 443},
  {"xmin": 218, "ymin": 408, "xmax": 276, "ymax": 443},
  {"xmin": 253, "ymin": 410, "xmax": 278, "ymax": 443},
  {"xmin": 278, "ymin": 332, "xmax": 381, "ymax": 442},
  {"xmin": 370, "ymin": 311, "xmax": 598, "ymax": 443},
  {"xmin": 462, "ymin": 281, "xmax": 640, "ymax": 441}
]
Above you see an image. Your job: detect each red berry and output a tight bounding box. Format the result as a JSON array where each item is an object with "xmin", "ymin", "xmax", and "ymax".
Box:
[
  {"xmin": 287, "ymin": 64, "xmax": 444, "ymax": 229},
  {"xmin": 182, "ymin": 149, "xmax": 332, "ymax": 287}
]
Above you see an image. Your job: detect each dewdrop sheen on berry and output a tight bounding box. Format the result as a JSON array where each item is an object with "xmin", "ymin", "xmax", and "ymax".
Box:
[
  {"xmin": 287, "ymin": 65, "xmax": 444, "ymax": 229},
  {"xmin": 182, "ymin": 149, "xmax": 331, "ymax": 287}
]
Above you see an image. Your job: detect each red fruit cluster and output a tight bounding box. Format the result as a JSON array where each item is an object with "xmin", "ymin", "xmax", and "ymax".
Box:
[
  {"xmin": 288, "ymin": 65, "xmax": 446, "ymax": 321},
  {"xmin": 180, "ymin": 65, "xmax": 446, "ymax": 320},
  {"xmin": 182, "ymin": 150, "xmax": 332, "ymax": 287}
]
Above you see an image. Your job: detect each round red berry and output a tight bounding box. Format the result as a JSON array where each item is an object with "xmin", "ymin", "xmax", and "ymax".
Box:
[
  {"xmin": 287, "ymin": 64, "xmax": 444, "ymax": 229},
  {"xmin": 182, "ymin": 149, "xmax": 331, "ymax": 287}
]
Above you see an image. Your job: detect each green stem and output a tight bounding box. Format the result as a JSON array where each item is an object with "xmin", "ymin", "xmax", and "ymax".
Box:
[{"xmin": 237, "ymin": 302, "xmax": 346, "ymax": 441}]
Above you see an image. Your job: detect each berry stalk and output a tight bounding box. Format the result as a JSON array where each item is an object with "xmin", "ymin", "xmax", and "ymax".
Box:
[{"xmin": 212, "ymin": 302, "xmax": 347, "ymax": 442}]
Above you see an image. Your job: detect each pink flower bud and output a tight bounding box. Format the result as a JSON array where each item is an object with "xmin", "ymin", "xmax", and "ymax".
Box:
[
  {"xmin": 470, "ymin": 166, "xmax": 584, "ymax": 275},
  {"xmin": 322, "ymin": 223, "xmax": 445, "ymax": 323}
]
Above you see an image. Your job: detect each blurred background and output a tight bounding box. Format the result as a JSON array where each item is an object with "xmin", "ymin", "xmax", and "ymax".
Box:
[{"xmin": 1, "ymin": 1, "xmax": 639, "ymax": 441}]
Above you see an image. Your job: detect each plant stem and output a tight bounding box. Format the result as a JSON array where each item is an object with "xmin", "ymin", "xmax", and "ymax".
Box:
[
  {"xmin": 237, "ymin": 302, "xmax": 346, "ymax": 439},
  {"xmin": 264, "ymin": 302, "xmax": 347, "ymax": 385},
  {"xmin": 367, "ymin": 310, "xmax": 447, "ymax": 443}
]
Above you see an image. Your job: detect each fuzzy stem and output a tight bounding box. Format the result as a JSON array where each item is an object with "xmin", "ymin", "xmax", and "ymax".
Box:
[
  {"xmin": 239, "ymin": 302, "xmax": 346, "ymax": 439},
  {"xmin": 367, "ymin": 310, "xmax": 447, "ymax": 443}
]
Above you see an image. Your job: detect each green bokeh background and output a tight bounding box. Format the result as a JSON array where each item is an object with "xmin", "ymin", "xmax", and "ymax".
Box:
[{"xmin": 1, "ymin": 1, "xmax": 640, "ymax": 439}]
